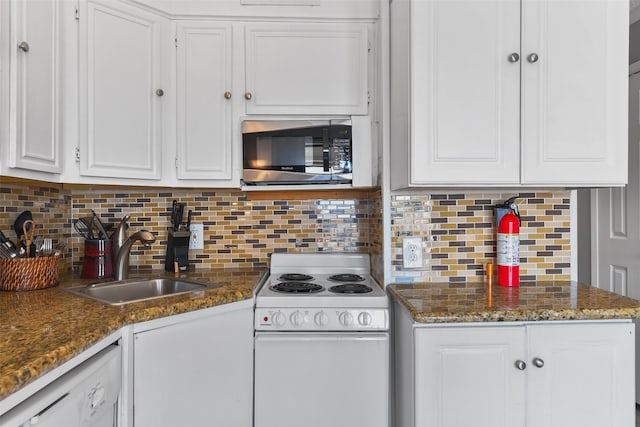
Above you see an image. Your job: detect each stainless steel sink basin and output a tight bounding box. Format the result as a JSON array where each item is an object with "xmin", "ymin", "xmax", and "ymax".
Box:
[{"xmin": 64, "ymin": 278, "xmax": 219, "ymax": 305}]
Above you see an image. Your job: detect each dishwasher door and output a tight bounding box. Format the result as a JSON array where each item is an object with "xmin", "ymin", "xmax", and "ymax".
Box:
[
  {"xmin": 0, "ymin": 344, "xmax": 121, "ymax": 427},
  {"xmin": 254, "ymin": 332, "xmax": 389, "ymax": 427}
]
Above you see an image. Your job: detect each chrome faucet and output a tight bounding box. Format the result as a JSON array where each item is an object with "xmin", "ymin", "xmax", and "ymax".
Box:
[{"xmin": 113, "ymin": 229, "xmax": 156, "ymax": 280}]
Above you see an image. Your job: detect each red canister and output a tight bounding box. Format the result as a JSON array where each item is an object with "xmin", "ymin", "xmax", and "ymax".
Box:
[{"xmin": 81, "ymin": 240, "xmax": 113, "ymax": 279}]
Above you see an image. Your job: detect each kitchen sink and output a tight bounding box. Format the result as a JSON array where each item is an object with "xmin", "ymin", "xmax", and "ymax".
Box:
[{"xmin": 64, "ymin": 278, "xmax": 219, "ymax": 305}]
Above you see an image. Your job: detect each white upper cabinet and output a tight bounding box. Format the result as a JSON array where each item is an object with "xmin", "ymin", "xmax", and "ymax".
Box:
[
  {"xmin": 78, "ymin": 0, "xmax": 163, "ymax": 180},
  {"xmin": 520, "ymin": 0, "xmax": 628, "ymax": 185},
  {"xmin": 390, "ymin": 0, "xmax": 629, "ymax": 188},
  {"xmin": 8, "ymin": 0, "xmax": 61, "ymax": 174},
  {"xmin": 175, "ymin": 22, "xmax": 234, "ymax": 181},
  {"xmin": 244, "ymin": 23, "xmax": 369, "ymax": 115}
]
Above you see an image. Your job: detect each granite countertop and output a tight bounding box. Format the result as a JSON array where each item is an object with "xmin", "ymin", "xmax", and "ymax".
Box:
[
  {"xmin": 0, "ymin": 268, "xmax": 263, "ymax": 402},
  {"xmin": 388, "ymin": 281, "xmax": 640, "ymax": 323}
]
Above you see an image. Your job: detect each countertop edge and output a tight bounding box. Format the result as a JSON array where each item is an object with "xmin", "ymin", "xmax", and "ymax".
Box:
[
  {"xmin": 388, "ymin": 281, "xmax": 640, "ymax": 324},
  {"xmin": 0, "ymin": 269, "xmax": 261, "ymax": 404}
]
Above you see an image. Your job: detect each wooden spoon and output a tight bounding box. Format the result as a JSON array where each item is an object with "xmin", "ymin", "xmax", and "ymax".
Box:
[{"xmin": 22, "ymin": 220, "xmax": 35, "ymax": 258}]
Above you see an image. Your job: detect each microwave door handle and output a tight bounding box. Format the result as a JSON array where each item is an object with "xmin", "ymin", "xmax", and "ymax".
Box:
[{"xmin": 323, "ymin": 128, "xmax": 330, "ymax": 172}]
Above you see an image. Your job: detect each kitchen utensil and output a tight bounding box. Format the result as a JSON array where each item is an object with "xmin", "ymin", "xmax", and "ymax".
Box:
[
  {"xmin": 176, "ymin": 203, "xmax": 185, "ymax": 231},
  {"xmin": 92, "ymin": 210, "xmax": 108, "ymax": 239},
  {"xmin": 170, "ymin": 200, "xmax": 177, "ymax": 230},
  {"xmin": 40, "ymin": 238, "xmax": 53, "ymax": 256},
  {"xmin": 74, "ymin": 219, "xmax": 91, "ymax": 240},
  {"xmin": 186, "ymin": 210, "xmax": 192, "ymax": 231},
  {"xmin": 0, "ymin": 244, "xmax": 17, "ymax": 259},
  {"xmin": 0, "ymin": 230, "xmax": 18, "ymax": 258},
  {"xmin": 79, "ymin": 217, "xmax": 96, "ymax": 240},
  {"xmin": 13, "ymin": 210, "xmax": 32, "ymax": 240},
  {"xmin": 22, "ymin": 219, "xmax": 36, "ymax": 258},
  {"xmin": 52, "ymin": 241, "xmax": 66, "ymax": 257},
  {"xmin": 33, "ymin": 235, "xmax": 44, "ymax": 256}
]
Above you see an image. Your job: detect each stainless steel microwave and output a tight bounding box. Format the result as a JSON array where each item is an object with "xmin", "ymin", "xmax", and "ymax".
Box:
[{"xmin": 242, "ymin": 119, "xmax": 353, "ymax": 185}]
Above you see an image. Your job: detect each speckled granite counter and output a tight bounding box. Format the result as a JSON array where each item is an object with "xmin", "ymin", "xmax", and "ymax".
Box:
[
  {"xmin": 388, "ymin": 281, "xmax": 640, "ymax": 323},
  {"xmin": 0, "ymin": 269, "xmax": 263, "ymax": 402}
]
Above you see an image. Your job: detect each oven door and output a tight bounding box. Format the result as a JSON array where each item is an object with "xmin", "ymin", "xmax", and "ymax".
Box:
[{"xmin": 254, "ymin": 332, "xmax": 389, "ymax": 427}]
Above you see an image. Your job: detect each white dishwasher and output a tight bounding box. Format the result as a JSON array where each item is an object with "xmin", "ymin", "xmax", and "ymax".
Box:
[{"xmin": 0, "ymin": 344, "xmax": 121, "ymax": 427}]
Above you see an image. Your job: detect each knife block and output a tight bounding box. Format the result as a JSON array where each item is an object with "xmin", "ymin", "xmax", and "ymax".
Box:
[{"xmin": 165, "ymin": 228, "xmax": 191, "ymax": 272}]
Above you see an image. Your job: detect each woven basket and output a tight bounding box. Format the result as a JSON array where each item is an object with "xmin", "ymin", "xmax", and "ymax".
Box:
[{"xmin": 0, "ymin": 257, "xmax": 60, "ymax": 291}]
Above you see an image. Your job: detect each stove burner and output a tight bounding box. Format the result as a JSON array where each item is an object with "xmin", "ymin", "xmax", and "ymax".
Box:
[
  {"xmin": 270, "ymin": 282, "xmax": 324, "ymax": 294},
  {"xmin": 328, "ymin": 274, "xmax": 365, "ymax": 282},
  {"xmin": 329, "ymin": 284, "xmax": 373, "ymax": 294},
  {"xmin": 278, "ymin": 273, "xmax": 314, "ymax": 281}
]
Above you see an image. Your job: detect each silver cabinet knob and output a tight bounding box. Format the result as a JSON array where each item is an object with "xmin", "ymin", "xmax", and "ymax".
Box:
[
  {"xmin": 244, "ymin": 92, "xmax": 253, "ymax": 100},
  {"xmin": 514, "ymin": 360, "xmax": 527, "ymax": 370},
  {"xmin": 18, "ymin": 41, "xmax": 30, "ymax": 52},
  {"xmin": 507, "ymin": 53, "xmax": 520, "ymax": 63},
  {"xmin": 532, "ymin": 357, "xmax": 544, "ymax": 368},
  {"xmin": 224, "ymin": 91, "xmax": 232, "ymax": 99},
  {"xmin": 527, "ymin": 53, "xmax": 539, "ymax": 63},
  {"xmin": 156, "ymin": 89, "xmax": 164, "ymax": 97}
]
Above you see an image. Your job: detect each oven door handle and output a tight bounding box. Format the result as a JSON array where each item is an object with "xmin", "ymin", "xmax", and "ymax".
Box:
[{"xmin": 255, "ymin": 333, "xmax": 389, "ymax": 342}]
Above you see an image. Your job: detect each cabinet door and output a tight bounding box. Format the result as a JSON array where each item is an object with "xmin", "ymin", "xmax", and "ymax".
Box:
[
  {"xmin": 133, "ymin": 303, "xmax": 254, "ymax": 427},
  {"xmin": 520, "ymin": 0, "xmax": 628, "ymax": 185},
  {"xmin": 414, "ymin": 326, "xmax": 526, "ymax": 427},
  {"xmin": 79, "ymin": 0, "xmax": 162, "ymax": 179},
  {"xmin": 245, "ymin": 23, "xmax": 368, "ymax": 115},
  {"xmin": 9, "ymin": 0, "xmax": 61, "ymax": 173},
  {"xmin": 408, "ymin": 0, "xmax": 520, "ymax": 185},
  {"xmin": 526, "ymin": 322, "xmax": 634, "ymax": 427},
  {"xmin": 176, "ymin": 22, "xmax": 233, "ymax": 180}
]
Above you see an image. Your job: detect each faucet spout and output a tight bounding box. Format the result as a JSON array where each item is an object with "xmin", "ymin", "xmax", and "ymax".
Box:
[{"xmin": 113, "ymin": 230, "xmax": 156, "ymax": 280}]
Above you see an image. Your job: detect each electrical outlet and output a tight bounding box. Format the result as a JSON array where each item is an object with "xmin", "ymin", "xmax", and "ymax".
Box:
[
  {"xmin": 403, "ymin": 237, "xmax": 423, "ymax": 268},
  {"xmin": 189, "ymin": 223, "xmax": 204, "ymax": 250}
]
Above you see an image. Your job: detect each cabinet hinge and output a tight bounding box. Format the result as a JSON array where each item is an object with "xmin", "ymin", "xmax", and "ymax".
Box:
[
  {"xmin": 75, "ymin": 147, "xmax": 80, "ymax": 162},
  {"xmin": 367, "ymin": 91, "xmax": 371, "ymax": 106},
  {"xmin": 74, "ymin": 5, "xmax": 79, "ymax": 20},
  {"xmin": 175, "ymin": 157, "xmax": 179, "ymax": 169},
  {"xmin": 174, "ymin": 36, "xmax": 178, "ymax": 48},
  {"xmin": 368, "ymin": 40, "xmax": 372, "ymax": 53}
]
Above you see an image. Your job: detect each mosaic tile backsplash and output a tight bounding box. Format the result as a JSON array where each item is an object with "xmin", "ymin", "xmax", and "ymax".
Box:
[
  {"xmin": 0, "ymin": 180, "xmax": 571, "ymax": 285},
  {"xmin": 71, "ymin": 189, "xmax": 374, "ymax": 272},
  {"xmin": 391, "ymin": 191, "xmax": 571, "ymax": 283},
  {"xmin": 0, "ymin": 183, "xmax": 72, "ymax": 271}
]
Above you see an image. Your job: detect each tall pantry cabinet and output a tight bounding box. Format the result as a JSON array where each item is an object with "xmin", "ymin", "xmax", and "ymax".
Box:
[{"xmin": 390, "ymin": 0, "xmax": 629, "ymax": 188}]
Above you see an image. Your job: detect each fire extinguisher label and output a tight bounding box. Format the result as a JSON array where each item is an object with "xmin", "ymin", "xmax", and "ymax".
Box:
[{"xmin": 497, "ymin": 234, "xmax": 519, "ymax": 266}]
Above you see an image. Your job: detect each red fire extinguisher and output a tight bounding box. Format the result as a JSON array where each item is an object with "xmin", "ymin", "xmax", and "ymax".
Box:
[{"xmin": 497, "ymin": 210, "xmax": 520, "ymax": 287}]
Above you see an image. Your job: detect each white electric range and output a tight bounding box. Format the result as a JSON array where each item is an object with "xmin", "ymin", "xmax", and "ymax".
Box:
[{"xmin": 254, "ymin": 253, "xmax": 389, "ymax": 427}]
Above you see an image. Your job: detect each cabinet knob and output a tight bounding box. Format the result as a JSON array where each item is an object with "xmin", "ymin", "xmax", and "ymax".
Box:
[
  {"xmin": 224, "ymin": 91, "xmax": 232, "ymax": 99},
  {"xmin": 156, "ymin": 89, "xmax": 164, "ymax": 97},
  {"xmin": 527, "ymin": 53, "xmax": 539, "ymax": 63},
  {"xmin": 244, "ymin": 92, "xmax": 253, "ymax": 100},
  {"xmin": 514, "ymin": 360, "xmax": 527, "ymax": 370},
  {"xmin": 18, "ymin": 41, "xmax": 30, "ymax": 52},
  {"xmin": 507, "ymin": 52, "xmax": 520, "ymax": 63},
  {"xmin": 532, "ymin": 357, "xmax": 544, "ymax": 368}
]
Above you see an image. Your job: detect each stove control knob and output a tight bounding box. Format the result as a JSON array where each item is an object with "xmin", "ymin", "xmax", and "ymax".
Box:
[
  {"xmin": 290, "ymin": 311, "xmax": 306, "ymax": 326},
  {"xmin": 314, "ymin": 311, "xmax": 329, "ymax": 327},
  {"xmin": 358, "ymin": 312, "xmax": 372, "ymax": 326},
  {"xmin": 272, "ymin": 311, "xmax": 286, "ymax": 326},
  {"xmin": 338, "ymin": 311, "xmax": 354, "ymax": 327}
]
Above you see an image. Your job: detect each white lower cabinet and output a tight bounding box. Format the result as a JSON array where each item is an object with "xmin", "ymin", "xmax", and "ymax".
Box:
[
  {"xmin": 132, "ymin": 300, "xmax": 253, "ymax": 427},
  {"xmin": 395, "ymin": 304, "xmax": 635, "ymax": 427}
]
